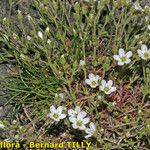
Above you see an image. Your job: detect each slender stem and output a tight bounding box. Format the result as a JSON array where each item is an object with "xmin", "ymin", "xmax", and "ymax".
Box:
[
  {"xmin": 142, "ymin": 61, "xmax": 146, "ymax": 103},
  {"xmin": 82, "ymin": 42, "xmax": 87, "ymax": 80}
]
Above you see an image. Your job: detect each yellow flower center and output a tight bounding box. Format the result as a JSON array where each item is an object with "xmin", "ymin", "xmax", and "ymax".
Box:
[
  {"xmin": 121, "ymin": 56, "xmax": 126, "ymax": 62},
  {"xmin": 144, "ymin": 53, "xmax": 149, "ymax": 59},
  {"xmin": 53, "ymin": 113, "xmax": 59, "ymax": 119},
  {"xmin": 91, "ymin": 81, "xmax": 96, "ymax": 86},
  {"xmin": 77, "ymin": 120, "xmax": 83, "ymax": 127},
  {"xmin": 104, "ymin": 86, "xmax": 109, "ymax": 92}
]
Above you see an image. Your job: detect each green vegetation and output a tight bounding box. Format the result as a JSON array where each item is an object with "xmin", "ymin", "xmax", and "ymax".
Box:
[{"xmin": 0, "ymin": 0, "xmax": 150, "ymax": 149}]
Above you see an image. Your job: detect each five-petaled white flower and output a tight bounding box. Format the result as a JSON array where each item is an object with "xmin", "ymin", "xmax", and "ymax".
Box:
[
  {"xmin": 85, "ymin": 122, "xmax": 96, "ymax": 139},
  {"xmin": 68, "ymin": 106, "xmax": 86, "ymax": 119},
  {"xmin": 100, "ymin": 80, "xmax": 116, "ymax": 95},
  {"xmin": 85, "ymin": 73, "xmax": 100, "ymax": 88},
  {"xmin": 113, "ymin": 48, "xmax": 132, "ymax": 66},
  {"xmin": 69, "ymin": 112, "xmax": 90, "ymax": 130},
  {"xmin": 49, "ymin": 106, "xmax": 66, "ymax": 122},
  {"xmin": 137, "ymin": 44, "xmax": 150, "ymax": 60}
]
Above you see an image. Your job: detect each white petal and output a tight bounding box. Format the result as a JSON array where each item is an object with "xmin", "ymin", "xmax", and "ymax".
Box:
[
  {"xmin": 113, "ymin": 55, "xmax": 120, "ymax": 61},
  {"xmin": 85, "ymin": 79, "xmax": 91, "ymax": 85},
  {"xmin": 85, "ymin": 134, "xmax": 92, "ymax": 139},
  {"xmin": 38, "ymin": 31, "xmax": 43, "ymax": 39},
  {"xmin": 95, "ymin": 75, "xmax": 100, "ymax": 80},
  {"xmin": 69, "ymin": 117, "xmax": 76, "ymax": 123},
  {"xmin": 126, "ymin": 51, "xmax": 132, "ymax": 58},
  {"xmin": 80, "ymin": 111, "xmax": 87, "ymax": 118},
  {"xmin": 77, "ymin": 112, "xmax": 84, "ymax": 120},
  {"xmin": 72, "ymin": 123, "xmax": 78, "ymax": 129},
  {"xmin": 110, "ymin": 87, "xmax": 116, "ymax": 92},
  {"xmin": 49, "ymin": 113, "xmax": 54, "ymax": 119},
  {"xmin": 50, "ymin": 106, "xmax": 56, "ymax": 113},
  {"xmin": 68, "ymin": 109, "xmax": 75, "ymax": 116},
  {"xmin": 137, "ymin": 49, "xmax": 143, "ymax": 56},
  {"xmin": 85, "ymin": 128, "xmax": 91, "ymax": 134},
  {"xmin": 59, "ymin": 114, "xmax": 66, "ymax": 119},
  {"xmin": 57, "ymin": 106, "xmax": 63, "ymax": 113},
  {"xmin": 118, "ymin": 61, "xmax": 124, "ymax": 66},
  {"xmin": 99, "ymin": 85, "xmax": 103, "ymax": 91},
  {"xmin": 125, "ymin": 58, "xmax": 131, "ymax": 64},
  {"xmin": 90, "ymin": 122, "xmax": 96, "ymax": 131},
  {"xmin": 141, "ymin": 44, "xmax": 148, "ymax": 52},
  {"xmin": 107, "ymin": 80, "xmax": 113, "ymax": 86},
  {"xmin": 79, "ymin": 124, "xmax": 86, "ymax": 130},
  {"xmin": 89, "ymin": 73, "xmax": 95, "ymax": 79},
  {"xmin": 75, "ymin": 106, "xmax": 81, "ymax": 113},
  {"xmin": 119, "ymin": 48, "xmax": 125, "ymax": 56},
  {"xmin": 101, "ymin": 80, "xmax": 106, "ymax": 87},
  {"xmin": 83, "ymin": 117, "xmax": 90, "ymax": 124}
]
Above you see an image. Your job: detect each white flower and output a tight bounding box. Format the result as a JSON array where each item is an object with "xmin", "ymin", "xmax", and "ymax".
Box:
[
  {"xmin": 133, "ymin": 2, "xmax": 143, "ymax": 11},
  {"xmin": 27, "ymin": 36, "xmax": 31, "ymax": 41},
  {"xmin": 13, "ymin": 33, "xmax": 17, "ymax": 39},
  {"xmin": 85, "ymin": 73, "xmax": 100, "ymax": 88},
  {"xmin": 17, "ymin": 10, "xmax": 22, "ymax": 14},
  {"xmin": 0, "ymin": 121, "xmax": 5, "ymax": 129},
  {"xmin": 145, "ymin": 5, "xmax": 150, "ymax": 10},
  {"xmin": 12, "ymin": 120, "xmax": 17, "ymax": 124},
  {"xmin": 135, "ymin": 34, "xmax": 140, "ymax": 39},
  {"xmin": 38, "ymin": 31, "xmax": 43, "ymax": 39},
  {"xmin": 61, "ymin": 54, "xmax": 64, "ymax": 58},
  {"xmin": 45, "ymin": 27, "xmax": 50, "ymax": 32},
  {"xmin": 100, "ymin": 80, "xmax": 116, "ymax": 95},
  {"xmin": 148, "ymin": 25, "xmax": 150, "ymax": 30},
  {"xmin": 3, "ymin": 17, "xmax": 6, "ymax": 22},
  {"xmin": 69, "ymin": 112, "xmax": 90, "ymax": 130},
  {"xmin": 68, "ymin": 106, "xmax": 86, "ymax": 118},
  {"xmin": 27, "ymin": 14, "xmax": 32, "ymax": 21},
  {"xmin": 137, "ymin": 44, "xmax": 150, "ymax": 60},
  {"xmin": 145, "ymin": 16, "xmax": 149, "ymax": 22},
  {"xmin": 113, "ymin": 48, "xmax": 132, "ymax": 66},
  {"xmin": 85, "ymin": 122, "xmax": 96, "ymax": 138},
  {"xmin": 79, "ymin": 60, "xmax": 85, "ymax": 67},
  {"xmin": 49, "ymin": 106, "xmax": 66, "ymax": 122},
  {"xmin": 47, "ymin": 39, "xmax": 52, "ymax": 44},
  {"xmin": 55, "ymin": 93, "xmax": 66, "ymax": 100}
]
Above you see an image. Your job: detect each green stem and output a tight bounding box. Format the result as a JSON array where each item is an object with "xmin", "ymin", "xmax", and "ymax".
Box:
[
  {"xmin": 142, "ymin": 61, "xmax": 146, "ymax": 103},
  {"xmin": 82, "ymin": 42, "xmax": 87, "ymax": 80}
]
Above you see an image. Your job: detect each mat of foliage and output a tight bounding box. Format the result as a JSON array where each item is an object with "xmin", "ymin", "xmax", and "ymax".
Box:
[{"xmin": 0, "ymin": 0, "xmax": 150, "ymax": 149}]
